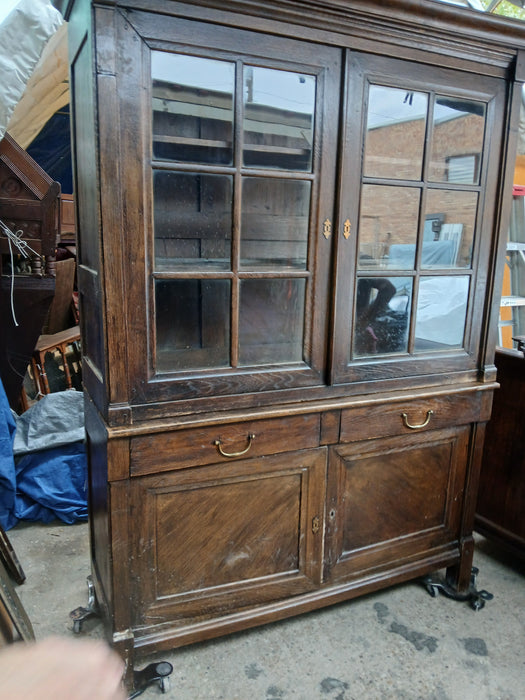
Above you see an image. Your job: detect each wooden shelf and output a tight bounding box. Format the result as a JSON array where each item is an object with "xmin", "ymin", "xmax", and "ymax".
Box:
[{"xmin": 153, "ymin": 134, "xmax": 309, "ymax": 155}]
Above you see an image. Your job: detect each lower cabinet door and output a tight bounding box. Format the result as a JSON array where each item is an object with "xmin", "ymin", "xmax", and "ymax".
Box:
[
  {"xmin": 129, "ymin": 448, "xmax": 326, "ymax": 631},
  {"xmin": 324, "ymin": 427, "xmax": 470, "ymax": 583}
]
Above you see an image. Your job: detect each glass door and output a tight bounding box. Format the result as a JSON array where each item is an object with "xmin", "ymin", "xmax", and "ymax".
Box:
[
  {"xmin": 332, "ymin": 52, "xmax": 507, "ymax": 385},
  {"xmin": 141, "ymin": 23, "xmax": 341, "ymax": 402}
]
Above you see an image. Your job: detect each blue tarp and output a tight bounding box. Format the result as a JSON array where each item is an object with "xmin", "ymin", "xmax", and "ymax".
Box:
[
  {"xmin": 0, "ymin": 374, "xmax": 17, "ymax": 529},
  {"xmin": 0, "ymin": 378, "xmax": 87, "ymax": 530}
]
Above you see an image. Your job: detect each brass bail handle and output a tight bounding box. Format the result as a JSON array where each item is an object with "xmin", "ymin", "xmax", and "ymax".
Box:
[
  {"xmin": 401, "ymin": 409, "xmax": 433, "ymax": 430},
  {"xmin": 214, "ymin": 434, "xmax": 256, "ymax": 458}
]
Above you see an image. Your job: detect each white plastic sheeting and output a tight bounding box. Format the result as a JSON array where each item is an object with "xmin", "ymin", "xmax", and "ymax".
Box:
[{"xmin": 0, "ymin": 0, "xmax": 63, "ymax": 141}]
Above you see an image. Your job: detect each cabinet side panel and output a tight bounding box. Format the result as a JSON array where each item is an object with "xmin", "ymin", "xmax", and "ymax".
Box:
[
  {"xmin": 84, "ymin": 398, "xmax": 111, "ymax": 617},
  {"xmin": 70, "ymin": 34, "xmax": 107, "ymax": 412},
  {"xmin": 476, "ymin": 350, "xmax": 525, "ymax": 555}
]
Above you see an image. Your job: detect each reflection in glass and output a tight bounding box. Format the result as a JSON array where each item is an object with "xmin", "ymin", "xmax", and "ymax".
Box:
[
  {"xmin": 239, "ymin": 279, "xmax": 305, "ymax": 365},
  {"xmin": 415, "ymin": 275, "xmax": 469, "ymax": 350},
  {"xmin": 429, "ymin": 97, "xmax": 485, "ymax": 184},
  {"xmin": 152, "ymin": 52, "xmax": 235, "ymax": 165},
  {"xmin": 154, "ymin": 171, "xmax": 232, "ymax": 270},
  {"xmin": 240, "ymin": 178, "xmax": 311, "ymax": 270},
  {"xmin": 155, "ymin": 279, "xmax": 231, "ymax": 371},
  {"xmin": 364, "ymin": 85, "xmax": 428, "ymax": 180},
  {"xmin": 353, "ymin": 276, "xmax": 412, "ymax": 357},
  {"xmin": 243, "ymin": 67, "xmax": 316, "ymax": 171},
  {"xmin": 423, "ymin": 190, "xmax": 477, "ymax": 268},
  {"xmin": 358, "ymin": 185, "xmax": 420, "ymax": 269}
]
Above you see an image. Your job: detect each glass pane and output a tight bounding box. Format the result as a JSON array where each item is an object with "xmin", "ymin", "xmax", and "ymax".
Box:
[
  {"xmin": 429, "ymin": 97, "xmax": 485, "ymax": 184},
  {"xmin": 239, "ymin": 279, "xmax": 305, "ymax": 365},
  {"xmin": 154, "ymin": 171, "xmax": 232, "ymax": 271},
  {"xmin": 423, "ymin": 190, "xmax": 478, "ymax": 269},
  {"xmin": 415, "ymin": 275, "xmax": 469, "ymax": 351},
  {"xmin": 243, "ymin": 67, "xmax": 316, "ymax": 171},
  {"xmin": 240, "ymin": 178, "xmax": 311, "ymax": 270},
  {"xmin": 364, "ymin": 85, "xmax": 428, "ymax": 180},
  {"xmin": 353, "ymin": 277, "xmax": 412, "ymax": 357},
  {"xmin": 358, "ymin": 185, "xmax": 421, "ymax": 270},
  {"xmin": 155, "ymin": 279, "xmax": 230, "ymax": 371},
  {"xmin": 152, "ymin": 52, "xmax": 234, "ymax": 165}
]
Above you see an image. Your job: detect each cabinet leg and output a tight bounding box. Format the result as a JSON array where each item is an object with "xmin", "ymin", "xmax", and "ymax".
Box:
[
  {"xmin": 422, "ymin": 567, "xmax": 493, "ymax": 610},
  {"xmin": 69, "ymin": 575, "xmax": 100, "ymax": 633},
  {"xmin": 129, "ymin": 661, "xmax": 174, "ymax": 698},
  {"xmin": 68, "ymin": 577, "xmax": 173, "ymax": 696},
  {"xmin": 112, "ymin": 629, "xmax": 173, "ymax": 698},
  {"xmin": 445, "ymin": 536, "xmax": 475, "ymax": 593}
]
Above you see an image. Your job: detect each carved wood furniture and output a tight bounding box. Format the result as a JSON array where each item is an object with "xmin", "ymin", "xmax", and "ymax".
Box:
[
  {"xmin": 30, "ymin": 325, "xmax": 81, "ymax": 397},
  {"xmin": 57, "ymin": 0, "xmax": 525, "ymax": 682},
  {"xmin": 476, "ymin": 347, "xmax": 525, "ymax": 559},
  {"xmin": 0, "ymin": 133, "xmax": 60, "ymax": 409}
]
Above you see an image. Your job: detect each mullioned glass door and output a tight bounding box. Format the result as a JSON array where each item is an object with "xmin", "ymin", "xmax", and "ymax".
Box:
[
  {"xmin": 143, "ymin": 21, "xmax": 341, "ymax": 401},
  {"xmin": 332, "ymin": 52, "xmax": 506, "ymax": 385}
]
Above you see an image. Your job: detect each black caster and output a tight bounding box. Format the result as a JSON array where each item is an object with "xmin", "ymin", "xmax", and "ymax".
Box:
[
  {"xmin": 128, "ymin": 661, "xmax": 174, "ymax": 698},
  {"xmin": 422, "ymin": 567, "xmax": 494, "ymax": 610}
]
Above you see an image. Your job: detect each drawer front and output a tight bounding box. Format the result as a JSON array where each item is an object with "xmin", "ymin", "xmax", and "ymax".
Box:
[
  {"xmin": 340, "ymin": 390, "xmax": 492, "ymax": 444},
  {"xmin": 131, "ymin": 413, "xmax": 321, "ymax": 476}
]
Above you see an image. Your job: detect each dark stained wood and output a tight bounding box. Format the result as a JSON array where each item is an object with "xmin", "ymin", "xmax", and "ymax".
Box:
[
  {"xmin": 325, "ymin": 427, "xmax": 469, "ymax": 582},
  {"xmin": 0, "ymin": 133, "xmax": 61, "ymax": 408},
  {"xmin": 130, "ymin": 413, "xmax": 320, "ymax": 475},
  {"xmin": 476, "ymin": 348, "xmax": 525, "ymax": 558},
  {"xmin": 0, "ymin": 276, "xmax": 55, "ymax": 408},
  {"xmin": 129, "ymin": 449, "xmax": 326, "ymax": 636},
  {"xmin": 339, "ymin": 390, "xmax": 488, "ymax": 443},
  {"xmin": 58, "ymin": 0, "xmax": 524, "ymax": 683}
]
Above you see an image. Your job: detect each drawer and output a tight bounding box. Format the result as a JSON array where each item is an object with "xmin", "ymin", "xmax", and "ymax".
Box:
[
  {"xmin": 130, "ymin": 413, "xmax": 321, "ymax": 476},
  {"xmin": 339, "ymin": 390, "xmax": 492, "ymax": 444}
]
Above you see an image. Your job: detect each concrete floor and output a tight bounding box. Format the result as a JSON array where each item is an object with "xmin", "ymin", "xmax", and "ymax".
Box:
[{"xmin": 6, "ymin": 520, "xmax": 525, "ymax": 700}]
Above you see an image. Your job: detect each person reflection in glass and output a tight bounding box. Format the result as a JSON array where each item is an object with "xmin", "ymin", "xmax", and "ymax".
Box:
[{"xmin": 355, "ymin": 277, "xmax": 396, "ymax": 355}]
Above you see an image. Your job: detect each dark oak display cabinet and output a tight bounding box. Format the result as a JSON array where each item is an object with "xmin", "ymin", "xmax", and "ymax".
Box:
[{"xmin": 56, "ymin": 0, "xmax": 525, "ymax": 684}]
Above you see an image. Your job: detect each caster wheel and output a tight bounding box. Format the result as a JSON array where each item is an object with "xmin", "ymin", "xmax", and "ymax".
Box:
[{"xmin": 426, "ymin": 583, "xmax": 439, "ymax": 598}]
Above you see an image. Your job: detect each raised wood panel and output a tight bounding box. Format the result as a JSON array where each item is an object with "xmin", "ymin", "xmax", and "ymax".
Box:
[
  {"xmin": 129, "ymin": 449, "xmax": 326, "ymax": 631},
  {"xmin": 325, "ymin": 427, "xmax": 470, "ymax": 583}
]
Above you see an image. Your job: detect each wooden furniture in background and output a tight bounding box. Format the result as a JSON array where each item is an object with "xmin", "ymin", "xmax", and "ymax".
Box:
[
  {"xmin": 0, "ymin": 526, "xmax": 33, "ymax": 646},
  {"xmin": 59, "ymin": 193, "xmax": 76, "ymax": 248},
  {"xmin": 476, "ymin": 347, "xmax": 525, "ymax": 559},
  {"xmin": 58, "ymin": 0, "xmax": 523, "ymax": 684},
  {"xmin": 30, "ymin": 325, "xmax": 81, "ymax": 397},
  {"xmin": 0, "ymin": 132, "xmax": 60, "ymax": 410}
]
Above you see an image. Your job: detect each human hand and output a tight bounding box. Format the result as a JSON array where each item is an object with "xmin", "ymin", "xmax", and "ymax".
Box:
[{"xmin": 0, "ymin": 636, "xmax": 126, "ymax": 700}]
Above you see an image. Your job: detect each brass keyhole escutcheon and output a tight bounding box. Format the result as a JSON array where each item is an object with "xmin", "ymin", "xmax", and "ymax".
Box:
[
  {"xmin": 343, "ymin": 219, "xmax": 352, "ymax": 239},
  {"xmin": 312, "ymin": 516, "xmax": 320, "ymax": 534},
  {"xmin": 323, "ymin": 219, "xmax": 332, "ymax": 240}
]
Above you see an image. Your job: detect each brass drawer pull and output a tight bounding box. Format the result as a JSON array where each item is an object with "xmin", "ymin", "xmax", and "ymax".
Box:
[
  {"xmin": 214, "ymin": 434, "xmax": 255, "ymax": 458},
  {"xmin": 401, "ymin": 410, "xmax": 433, "ymax": 430}
]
